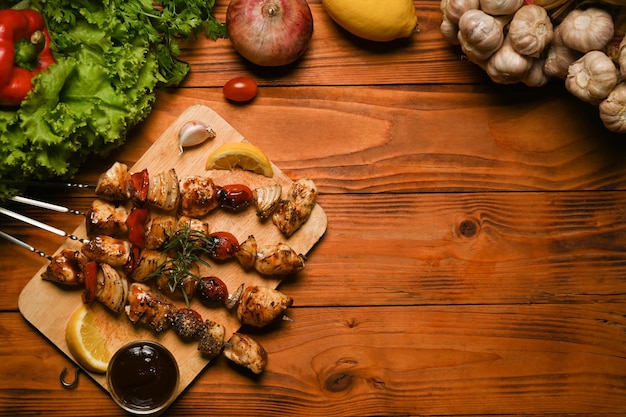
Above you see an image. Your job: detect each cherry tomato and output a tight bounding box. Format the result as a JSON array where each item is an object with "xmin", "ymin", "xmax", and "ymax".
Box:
[
  {"xmin": 197, "ymin": 276, "xmax": 229, "ymax": 305},
  {"xmin": 217, "ymin": 184, "xmax": 253, "ymax": 211},
  {"xmin": 209, "ymin": 231, "xmax": 240, "ymax": 261},
  {"xmin": 223, "ymin": 76, "xmax": 258, "ymax": 102}
]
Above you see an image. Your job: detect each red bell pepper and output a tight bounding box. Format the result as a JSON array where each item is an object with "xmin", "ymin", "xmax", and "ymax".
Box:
[
  {"xmin": 0, "ymin": 8, "xmax": 55, "ymax": 106},
  {"xmin": 81, "ymin": 261, "xmax": 98, "ymax": 304},
  {"xmin": 127, "ymin": 169, "xmax": 150, "ymax": 206},
  {"xmin": 125, "ymin": 207, "xmax": 150, "ymax": 249}
]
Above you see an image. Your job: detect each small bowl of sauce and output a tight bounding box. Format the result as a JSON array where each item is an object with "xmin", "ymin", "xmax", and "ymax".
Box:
[{"xmin": 107, "ymin": 340, "xmax": 179, "ymax": 416}]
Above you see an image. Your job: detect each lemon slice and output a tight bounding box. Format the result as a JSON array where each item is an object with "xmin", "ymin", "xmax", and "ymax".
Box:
[
  {"xmin": 205, "ymin": 142, "xmax": 274, "ymax": 177},
  {"xmin": 65, "ymin": 305, "xmax": 111, "ymax": 374}
]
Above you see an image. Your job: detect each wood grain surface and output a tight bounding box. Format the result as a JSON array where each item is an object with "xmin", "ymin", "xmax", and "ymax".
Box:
[{"xmin": 1, "ymin": 1, "xmax": 625, "ymax": 416}]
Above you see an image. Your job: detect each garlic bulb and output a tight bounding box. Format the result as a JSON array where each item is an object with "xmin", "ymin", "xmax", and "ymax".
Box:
[
  {"xmin": 508, "ymin": 5, "xmax": 553, "ymax": 58},
  {"xmin": 479, "ymin": 0, "xmax": 523, "ymax": 16},
  {"xmin": 445, "ymin": 0, "xmax": 479, "ymax": 24},
  {"xmin": 619, "ymin": 36, "xmax": 626, "ymax": 78},
  {"xmin": 599, "ymin": 83, "xmax": 626, "ymax": 134},
  {"xmin": 542, "ymin": 26, "xmax": 582, "ymax": 79},
  {"xmin": 486, "ymin": 35, "xmax": 533, "ymax": 84},
  {"xmin": 558, "ymin": 8, "xmax": 614, "ymax": 53},
  {"xmin": 178, "ymin": 120, "xmax": 216, "ymax": 154},
  {"xmin": 523, "ymin": 58, "xmax": 551, "ymax": 87},
  {"xmin": 457, "ymin": 9, "xmax": 505, "ymax": 62},
  {"xmin": 566, "ymin": 50, "xmax": 618, "ymax": 105}
]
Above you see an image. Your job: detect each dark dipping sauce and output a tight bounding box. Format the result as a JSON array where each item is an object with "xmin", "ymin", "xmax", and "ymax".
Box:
[{"xmin": 107, "ymin": 341, "xmax": 179, "ymax": 413}]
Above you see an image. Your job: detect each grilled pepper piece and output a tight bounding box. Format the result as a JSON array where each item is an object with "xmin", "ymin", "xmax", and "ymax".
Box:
[{"xmin": 0, "ymin": 8, "xmax": 55, "ymax": 106}]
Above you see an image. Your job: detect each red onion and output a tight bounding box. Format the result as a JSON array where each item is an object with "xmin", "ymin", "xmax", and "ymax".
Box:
[{"xmin": 226, "ymin": 0, "xmax": 314, "ymax": 67}]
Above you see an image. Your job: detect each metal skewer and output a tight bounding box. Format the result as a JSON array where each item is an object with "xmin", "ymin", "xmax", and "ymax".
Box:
[
  {"xmin": 10, "ymin": 195, "xmax": 84, "ymax": 216},
  {"xmin": 0, "ymin": 230, "xmax": 52, "ymax": 260},
  {"xmin": 0, "ymin": 207, "xmax": 89, "ymax": 243},
  {"xmin": 0, "ymin": 180, "xmax": 95, "ymax": 190}
]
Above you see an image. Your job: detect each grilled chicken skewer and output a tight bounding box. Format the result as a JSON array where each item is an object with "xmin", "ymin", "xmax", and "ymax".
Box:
[{"xmin": 95, "ymin": 162, "xmax": 254, "ymax": 214}]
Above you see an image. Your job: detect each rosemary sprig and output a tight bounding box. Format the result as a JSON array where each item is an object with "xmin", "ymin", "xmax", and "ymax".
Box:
[{"xmin": 146, "ymin": 222, "xmax": 216, "ymax": 307}]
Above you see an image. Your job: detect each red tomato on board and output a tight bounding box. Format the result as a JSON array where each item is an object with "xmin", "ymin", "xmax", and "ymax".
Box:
[{"xmin": 223, "ymin": 76, "xmax": 258, "ymax": 102}]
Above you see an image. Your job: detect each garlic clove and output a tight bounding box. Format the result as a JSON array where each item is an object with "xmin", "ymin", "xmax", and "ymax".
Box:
[{"xmin": 178, "ymin": 121, "xmax": 216, "ymax": 154}]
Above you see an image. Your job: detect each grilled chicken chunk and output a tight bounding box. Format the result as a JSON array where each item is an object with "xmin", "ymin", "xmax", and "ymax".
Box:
[
  {"xmin": 197, "ymin": 320, "xmax": 225, "ymax": 359},
  {"xmin": 178, "ymin": 175, "xmax": 219, "ymax": 218},
  {"xmin": 237, "ymin": 285, "xmax": 293, "ymax": 328},
  {"xmin": 85, "ymin": 199, "xmax": 128, "ymax": 238},
  {"xmin": 272, "ymin": 178, "xmax": 317, "ymax": 237},
  {"xmin": 125, "ymin": 283, "xmax": 178, "ymax": 333},
  {"xmin": 81, "ymin": 235, "xmax": 131, "ymax": 268},
  {"xmin": 169, "ymin": 308, "xmax": 205, "ymax": 341},
  {"xmin": 223, "ymin": 333, "xmax": 267, "ymax": 374},
  {"xmin": 40, "ymin": 249, "xmax": 87, "ymax": 286},
  {"xmin": 95, "ymin": 161, "xmax": 130, "ymax": 201},
  {"xmin": 97, "ymin": 263, "xmax": 129, "ymax": 314},
  {"xmin": 235, "ymin": 235, "xmax": 257, "ymax": 270},
  {"xmin": 255, "ymin": 242, "xmax": 306, "ymax": 275}
]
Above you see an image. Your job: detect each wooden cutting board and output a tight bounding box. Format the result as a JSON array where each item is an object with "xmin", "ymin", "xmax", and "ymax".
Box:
[{"xmin": 18, "ymin": 105, "xmax": 327, "ymax": 405}]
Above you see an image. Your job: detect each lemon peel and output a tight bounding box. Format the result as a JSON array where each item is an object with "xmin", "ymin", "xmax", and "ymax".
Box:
[{"xmin": 322, "ymin": 0, "xmax": 418, "ymax": 42}]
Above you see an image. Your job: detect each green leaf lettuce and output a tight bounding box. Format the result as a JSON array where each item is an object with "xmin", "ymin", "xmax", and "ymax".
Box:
[{"xmin": 0, "ymin": 0, "xmax": 226, "ymax": 201}]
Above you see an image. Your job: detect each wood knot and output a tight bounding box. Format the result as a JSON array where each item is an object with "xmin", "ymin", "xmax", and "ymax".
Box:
[
  {"xmin": 458, "ymin": 219, "xmax": 479, "ymax": 238},
  {"xmin": 325, "ymin": 372, "xmax": 354, "ymax": 392}
]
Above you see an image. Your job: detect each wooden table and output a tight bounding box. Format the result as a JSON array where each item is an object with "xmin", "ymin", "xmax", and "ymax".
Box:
[{"xmin": 2, "ymin": 2, "xmax": 625, "ymax": 416}]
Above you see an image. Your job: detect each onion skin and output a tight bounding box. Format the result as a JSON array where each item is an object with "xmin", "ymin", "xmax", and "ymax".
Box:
[{"xmin": 226, "ymin": 0, "xmax": 314, "ymax": 67}]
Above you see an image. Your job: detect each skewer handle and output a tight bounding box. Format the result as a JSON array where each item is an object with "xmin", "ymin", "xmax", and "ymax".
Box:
[
  {"xmin": 0, "ymin": 207, "xmax": 89, "ymax": 243},
  {"xmin": 0, "ymin": 230, "xmax": 51, "ymax": 260},
  {"xmin": 0, "ymin": 180, "xmax": 95, "ymax": 189},
  {"xmin": 10, "ymin": 196, "xmax": 83, "ymax": 216}
]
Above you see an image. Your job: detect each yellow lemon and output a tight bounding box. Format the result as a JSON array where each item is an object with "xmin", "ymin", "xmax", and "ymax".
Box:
[
  {"xmin": 65, "ymin": 305, "xmax": 111, "ymax": 374},
  {"xmin": 205, "ymin": 142, "xmax": 274, "ymax": 177},
  {"xmin": 322, "ymin": 0, "xmax": 418, "ymax": 42}
]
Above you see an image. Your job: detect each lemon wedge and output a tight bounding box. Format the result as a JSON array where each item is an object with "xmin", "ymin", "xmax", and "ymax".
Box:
[
  {"xmin": 205, "ymin": 142, "xmax": 274, "ymax": 177},
  {"xmin": 65, "ymin": 304, "xmax": 111, "ymax": 374}
]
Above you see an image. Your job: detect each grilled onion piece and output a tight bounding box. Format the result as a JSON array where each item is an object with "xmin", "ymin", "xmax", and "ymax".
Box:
[
  {"xmin": 96, "ymin": 263, "xmax": 129, "ymax": 314},
  {"xmin": 147, "ymin": 168, "xmax": 180, "ymax": 211},
  {"xmin": 130, "ymin": 249, "xmax": 169, "ymax": 282},
  {"xmin": 145, "ymin": 215, "xmax": 177, "ymax": 250},
  {"xmin": 253, "ymin": 184, "xmax": 282, "ymax": 219}
]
